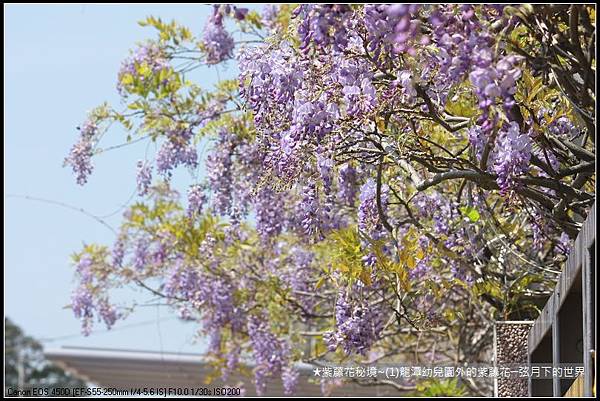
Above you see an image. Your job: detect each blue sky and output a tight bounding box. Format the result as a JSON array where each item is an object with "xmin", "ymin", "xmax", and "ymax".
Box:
[{"xmin": 5, "ymin": 4, "xmax": 258, "ymax": 354}]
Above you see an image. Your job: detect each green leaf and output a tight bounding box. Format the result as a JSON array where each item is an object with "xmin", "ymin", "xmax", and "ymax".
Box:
[{"xmin": 459, "ymin": 206, "xmax": 480, "ymax": 222}]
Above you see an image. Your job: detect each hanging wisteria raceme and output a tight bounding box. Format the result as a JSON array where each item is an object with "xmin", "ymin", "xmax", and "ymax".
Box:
[
  {"xmin": 281, "ymin": 366, "xmax": 300, "ymax": 396},
  {"xmin": 202, "ymin": 5, "xmax": 235, "ymax": 64},
  {"xmin": 297, "ymin": 182, "xmax": 322, "ymax": 240},
  {"xmin": 64, "ymin": 117, "xmax": 99, "ymax": 185},
  {"xmin": 206, "ymin": 129, "xmax": 235, "ymax": 216},
  {"xmin": 317, "ymin": 149, "xmax": 334, "ymax": 194},
  {"xmin": 96, "ymin": 298, "xmax": 119, "ymax": 329},
  {"xmin": 324, "ymin": 287, "xmax": 386, "ymax": 355},
  {"xmin": 283, "ymin": 247, "xmax": 319, "ymax": 313},
  {"xmin": 234, "ymin": 141, "xmax": 266, "ymax": 216},
  {"xmin": 136, "ymin": 160, "xmax": 153, "ymax": 196},
  {"xmin": 197, "ymin": 275, "xmax": 245, "ymax": 334},
  {"xmin": 187, "ymin": 184, "xmax": 207, "ymax": 218},
  {"xmin": 358, "ymin": 179, "xmax": 388, "ymax": 240},
  {"xmin": 336, "ymin": 56, "xmax": 377, "ymax": 118},
  {"xmin": 239, "ymin": 41, "xmax": 339, "ymax": 183},
  {"xmin": 294, "ymin": 4, "xmax": 353, "ymax": 54},
  {"xmin": 430, "ymin": 5, "xmax": 494, "ymax": 85},
  {"xmin": 238, "ymin": 42, "xmax": 303, "ymax": 132},
  {"xmin": 336, "ymin": 163, "xmax": 358, "ymax": 207},
  {"xmin": 133, "ymin": 236, "xmax": 150, "ymax": 271},
  {"xmin": 469, "ymin": 55, "xmax": 524, "ymax": 146},
  {"xmin": 65, "ymin": 4, "xmax": 595, "ymax": 397},
  {"xmin": 247, "ymin": 314, "xmax": 291, "ymax": 396},
  {"xmin": 362, "ymin": 3, "xmax": 426, "ymax": 73},
  {"xmin": 71, "ymin": 255, "xmax": 120, "ymax": 335},
  {"xmin": 288, "ymin": 88, "xmax": 339, "ymax": 152},
  {"xmin": 156, "ymin": 129, "xmax": 198, "ymax": 178},
  {"xmin": 261, "ymin": 5, "xmax": 279, "ymax": 31},
  {"xmin": 220, "ymin": 345, "xmax": 240, "ymax": 382},
  {"xmin": 71, "ymin": 286, "xmax": 94, "ymax": 336},
  {"xmin": 255, "ymin": 187, "xmax": 284, "ymax": 241},
  {"xmin": 492, "ymin": 122, "xmax": 532, "ymax": 194},
  {"xmin": 413, "ymin": 191, "xmax": 458, "ymax": 237},
  {"xmin": 467, "ymin": 125, "xmax": 488, "ymax": 161},
  {"xmin": 111, "ymin": 236, "xmax": 126, "ymax": 268},
  {"xmin": 71, "ymin": 256, "xmax": 95, "ymax": 335},
  {"xmin": 240, "ymin": 43, "xmax": 328, "ymax": 187},
  {"xmin": 161, "ymin": 251, "xmax": 245, "ymax": 346}
]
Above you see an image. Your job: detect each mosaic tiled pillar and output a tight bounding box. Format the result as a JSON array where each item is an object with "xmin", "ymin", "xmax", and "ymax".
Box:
[{"xmin": 494, "ymin": 321, "xmax": 533, "ymax": 397}]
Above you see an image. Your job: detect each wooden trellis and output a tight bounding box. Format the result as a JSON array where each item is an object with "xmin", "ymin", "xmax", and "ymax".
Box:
[{"xmin": 527, "ymin": 204, "xmax": 595, "ymax": 397}]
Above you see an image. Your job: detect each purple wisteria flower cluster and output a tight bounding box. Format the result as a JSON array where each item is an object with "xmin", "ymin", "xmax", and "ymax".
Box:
[
  {"xmin": 206, "ymin": 129, "xmax": 235, "ymax": 216},
  {"xmin": 202, "ymin": 6, "xmax": 235, "ymax": 65},
  {"xmin": 492, "ymin": 122, "xmax": 532, "ymax": 193},
  {"xmin": 294, "ymin": 4, "xmax": 353, "ymax": 54},
  {"xmin": 71, "ymin": 255, "xmax": 119, "ymax": 336},
  {"xmin": 430, "ymin": 5, "xmax": 494, "ymax": 85},
  {"xmin": 336, "ymin": 163, "xmax": 358, "ymax": 207},
  {"xmin": 247, "ymin": 315, "xmax": 293, "ymax": 396},
  {"xmin": 187, "ymin": 184, "xmax": 207, "ymax": 218},
  {"xmin": 336, "ymin": 56, "xmax": 377, "ymax": 117},
  {"xmin": 298, "ymin": 182, "xmax": 322, "ymax": 240},
  {"xmin": 358, "ymin": 179, "xmax": 388, "ymax": 238},
  {"xmin": 324, "ymin": 288, "xmax": 386, "ymax": 355},
  {"xmin": 136, "ymin": 160, "xmax": 153, "ymax": 196},
  {"xmin": 469, "ymin": 55, "xmax": 524, "ymax": 133},
  {"xmin": 255, "ymin": 187, "xmax": 284, "ymax": 241},
  {"xmin": 156, "ymin": 127, "xmax": 198, "ymax": 177},
  {"xmin": 413, "ymin": 191, "xmax": 455, "ymax": 236},
  {"xmin": 65, "ymin": 4, "xmax": 593, "ymax": 398},
  {"xmin": 64, "ymin": 118, "xmax": 99, "ymax": 185},
  {"xmin": 364, "ymin": 4, "xmax": 424, "ymax": 65}
]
